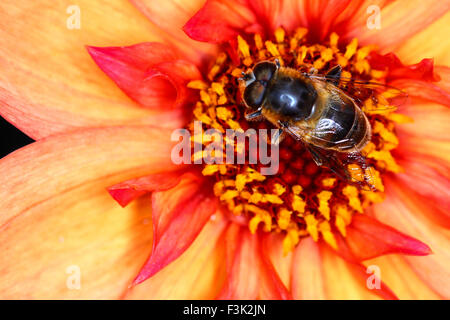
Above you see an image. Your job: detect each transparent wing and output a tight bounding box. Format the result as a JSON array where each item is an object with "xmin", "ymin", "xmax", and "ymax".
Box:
[
  {"xmin": 305, "ymin": 74, "xmax": 409, "ymax": 114},
  {"xmin": 281, "ymin": 123, "xmax": 377, "ymax": 191}
]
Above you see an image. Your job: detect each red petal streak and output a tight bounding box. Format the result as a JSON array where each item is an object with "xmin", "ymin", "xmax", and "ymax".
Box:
[
  {"xmin": 336, "ymin": 215, "xmax": 431, "ymax": 262},
  {"xmin": 216, "ymin": 225, "xmax": 291, "ymax": 300},
  {"xmin": 184, "ymin": 0, "xmax": 258, "ymax": 44},
  {"xmin": 216, "ymin": 224, "xmax": 260, "ymax": 299},
  {"xmin": 259, "ymin": 234, "xmax": 292, "ymax": 300},
  {"xmin": 369, "ymin": 53, "xmax": 439, "ymax": 82},
  {"xmin": 87, "ymin": 43, "xmax": 200, "ymax": 109},
  {"xmin": 133, "ymin": 173, "xmax": 217, "ymax": 285},
  {"xmin": 107, "ymin": 171, "xmax": 185, "ymax": 207}
]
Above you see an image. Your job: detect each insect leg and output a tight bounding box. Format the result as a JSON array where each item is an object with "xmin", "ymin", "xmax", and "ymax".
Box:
[
  {"xmin": 325, "ymin": 65, "xmax": 342, "ymax": 86},
  {"xmin": 271, "ymin": 129, "xmax": 286, "ymax": 145},
  {"xmin": 245, "ymin": 108, "xmax": 264, "ymax": 121},
  {"xmin": 274, "ymin": 58, "xmax": 281, "ymax": 69}
]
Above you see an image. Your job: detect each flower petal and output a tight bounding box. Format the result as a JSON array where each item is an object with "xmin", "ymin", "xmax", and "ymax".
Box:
[
  {"xmin": 0, "ymin": 0, "xmax": 180, "ymax": 139},
  {"xmin": 107, "ymin": 171, "xmax": 185, "ymax": 207},
  {"xmin": 216, "ymin": 224, "xmax": 260, "ymax": 299},
  {"xmin": 368, "ymin": 53, "xmax": 439, "ymax": 82},
  {"xmin": 346, "ymin": 0, "xmax": 450, "ymax": 52},
  {"xmin": 291, "ymin": 237, "xmax": 326, "ymax": 299},
  {"xmin": 0, "ymin": 184, "xmax": 154, "ymax": 299},
  {"xmin": 392, "ymin": 81, "xmax": 450, "ymax": 107},
  {"xmin": 132, "ymin": 173, "xmax": 218, "ymax": 285},
  {"xmin": 0, "ymin": 126, "xmax": 177, "ymax": 228},
  {"xmin": 216, "ymin": 225, "xmax": 291, "ymax": 300},
  {"xmin": 393, "ymin": 11, "xmax": 450, "ymax": 66},
  {"xmin": 394, "ymin": 159, "xmax": 450, "ymax": 228},
  {"xmin": 364, "ymin": 255, "xmax": 442, "ymax": 299},
  {"xmin": 87, "ymin": 44, "xmax": 201, "ymax": 109},
  {"xmin": 123, "ymin": 210, "xmax": 228, "ymax": 299},
  {"xmin": 395, "ymin": 101, "xmax": 450, "ymax": 167},
  {"xmin": 336, "ymin": 214, "xmax": 431, "ymax": 261},
  {"xmin": 264, "ymin": 233, "xmax": 293, "ymax": 291},
  {"xmin": 0, "ymin": 125, "xmax": 178, "ymax": 298},
  {"xmin": 371, "ymin": 179, "xmax": 450, "ymax": 298},
  {"xmin": 258, "ymin": 234, "xmax": 292, "ymax": 299},
  {"xmin": 130, "ymin": 0, "xmax": 218, "ymax": 67},
  {"xmin": 321, "ymin": 245, "xmax": 397, "ymax": 300},
  {"xmin": 184, "ymin": 0, "xmax": 258, "ymax": 44}
]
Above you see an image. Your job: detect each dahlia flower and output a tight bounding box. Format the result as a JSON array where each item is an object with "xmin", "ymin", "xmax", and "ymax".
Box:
[{"xmin": 1, "ymin": 0, "xmax": 449, "ymax": 300}]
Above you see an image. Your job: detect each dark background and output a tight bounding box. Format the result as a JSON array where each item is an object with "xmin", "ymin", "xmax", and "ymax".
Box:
[{"xmin": 0, "ymin": 116, "xmax": 34, "ymax": 158}]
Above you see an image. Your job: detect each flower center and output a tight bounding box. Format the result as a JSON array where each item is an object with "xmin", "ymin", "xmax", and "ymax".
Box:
[{"xmin": 186, "ymin": 28, "xmax": 411, "ymax": 254}]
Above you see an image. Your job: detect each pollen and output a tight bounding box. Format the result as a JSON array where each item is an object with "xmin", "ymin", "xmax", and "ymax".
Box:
[{"xmin": 186, "ymin": 27, "xmax": 408, "ymax": 254}]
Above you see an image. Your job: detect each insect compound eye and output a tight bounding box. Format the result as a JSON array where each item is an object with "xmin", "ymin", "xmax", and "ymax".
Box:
[
  {"xmin": 243, "ymin": 81, "xmax": 266, "ymax": 109},
  {"xmin": 253, "ymin": 61, "xmax": 277, "ymax": 83}
]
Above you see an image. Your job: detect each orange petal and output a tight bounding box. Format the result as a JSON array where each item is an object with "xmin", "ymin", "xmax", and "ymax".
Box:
[
  {"xmin": 108, "ymin": 171, "xmax": 185, "ymax": 207},
  {"xmin": 0, "ymin": 125, "xmax": 179, "ymax": 298},
  {"xmin": 291, "ymin": 237, "xmax": 326, "ymax": 299},
  {"xmin": 0, "ymin": 0, "xmax": 184, "ymax": 140},
  {"xmin": 216, "ymin": 224, "xmax": 261, "ymax": 299},
  {"xmin": 398, "ymin": 99, "xmax": 450, "ymax": 141},
  {"xmin": 123, "ymin": 210, "xmax": 228, "ymax": 299},
  {"xmin": 435, "ymin": 66, "xmax": 450, "ymax": 94},
  {"xmin": 0, "ymin": 184, "xmax": 154, "ymax": 299},
  {"xmin": 394, "ymin": 159, "xmax": 450, "ymax": 228},
  {"xmin": 130, "ymin": 0, "xmax": 218, "ymax": 67},
  {"xmin": 321, "ymin": 245, "xmax": 397, "ymax": 300},
  {"xmin": 371, "ymin": 179, "xmax": 450, "ymax": 298},
  {"xmin": 216, "ymin": 225, "xmax": 291, "ymax": 300},
  {"xmin": 346, "ymin": 0, "xmax": 450, "ymax": 52},
  {"xmin": 258, "ymin": 234, "xmax": 292, "ymax": 299},
  {"xmin": 264, "ymin": 233, "xmax": 293, "ymax": 291},
  {"xmin": 394, "ymin": 11, "xmax": 450, "ymax": 66},
  {"xmin": 336, "ymin": 215, "xmax": 431, "ymax": 261},
  {"xmin": 132, "ymin": 173, "xmax": 218, "ymax": 284},
  {"xmin": 364, "ymin": 255, "xmax": 442, "ymax": 299},
  {"xmin": 0, "ymin": 126, "xmax": 178, "ymax": 228}
]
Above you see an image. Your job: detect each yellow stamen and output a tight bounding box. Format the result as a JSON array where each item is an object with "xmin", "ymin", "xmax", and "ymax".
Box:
[
  {"xmin": 319, "ymin": 221, "xmax": 338, "ymax": 250},
  {"xmin": 334, "ymin": 204, "xmax": 352, "ymax": 237},
  {"xmin": 304, "ymin": 214, "xmax": 319, "ymax": 241},
  {"xmin": 344, "ymin": 38, "xmax": 358, "ymax": 59},
  {"xmin": 322, "ymin": 177, "xmax": 337, "ymax": 188},
  {"xmin": 317, "ymin": 191, "xmax": 333, "ymax": 220},
  {"xmin": 187, "ymin": 80, "xmax": 208, "ymax": 90},
  {"xmin": 248, "ymin": 205, "xmax": 272, "ymax": 233},
  {"xmin": 277, "ymin": 208, "xmax": 292, "ymax": 230},
  {"xmin": 237, "ymin": 35, "xmax": 250, "ymax": 58},
  {"xmin": 329, "ymin": 32, "xmax": 339, "ymax": 48},
  {"xmin": 275, "ymin": 27, "xmax": 285, "ymax": 43},
  {"xmin": 342, "ymin": 185, "xmax": 363, "ymax": 213},
  {"xmin": 273, "ymin": 183, "xmax": 286, "ymax": 196},
  {"xmin": 282, "ymin": 227, "xmax": 300, "ymax": 255}
]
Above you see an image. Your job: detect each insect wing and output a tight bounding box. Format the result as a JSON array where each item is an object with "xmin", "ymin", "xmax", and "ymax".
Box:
[{"xmin": 307, "ymin": 74, "xmax": 409, "ymax": 114}]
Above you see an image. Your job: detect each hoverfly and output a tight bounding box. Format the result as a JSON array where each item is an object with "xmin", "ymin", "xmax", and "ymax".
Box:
[{"xmin": 239, "ymin": 60, "xmax": 407, "ymax": 190}]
